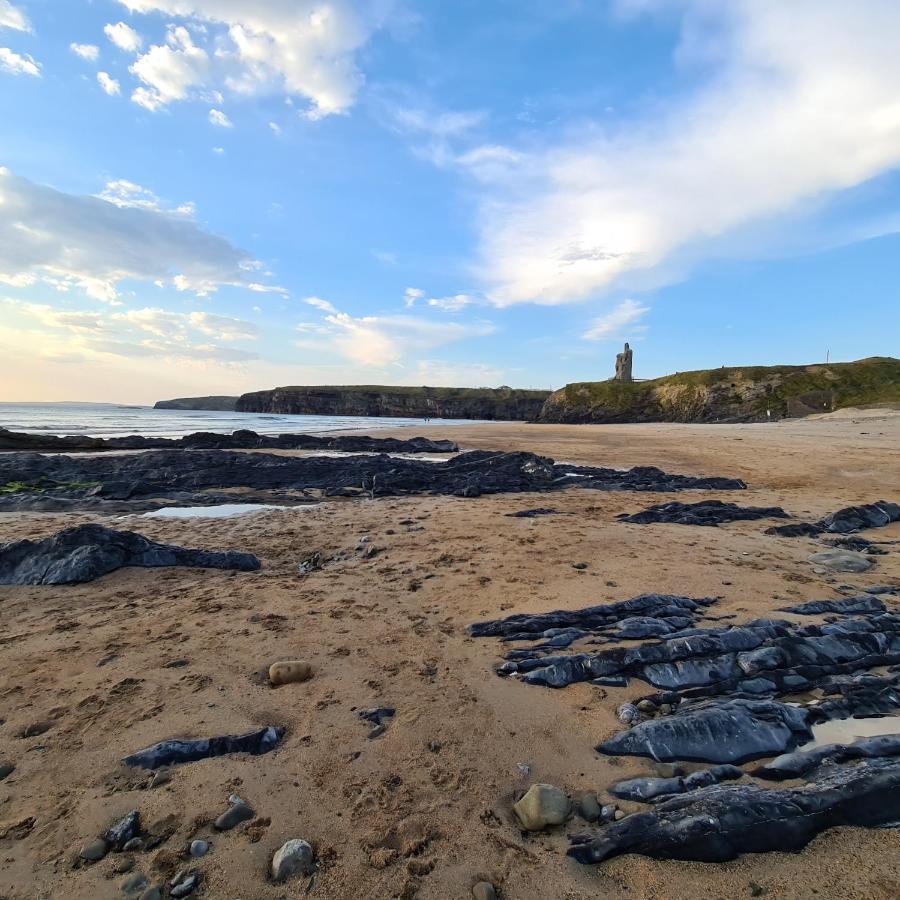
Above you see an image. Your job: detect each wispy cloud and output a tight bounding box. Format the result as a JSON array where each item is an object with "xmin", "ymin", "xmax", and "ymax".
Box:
[
  {"xmin": 70, "ymin": 43, "xmax": 100, "ymax": 62},
  {"xmin": 583, "ymin": 298, "xmax": 649, "ymax": 341},
  {"xmin": 0, "ymin": 1, "xmax": 30, "ymax": 32},
  {"xmin": 0, "ymin": 46, "xmax": 39, "ymax": 76},
  {"xmin": 466, "ymin": 1, "xmax": 900, "ymax": 305}
]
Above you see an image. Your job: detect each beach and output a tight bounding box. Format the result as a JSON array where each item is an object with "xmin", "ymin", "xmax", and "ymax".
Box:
[{"xmin": 1, "ymin": 414, "xmax": 899, "ymax": 899}]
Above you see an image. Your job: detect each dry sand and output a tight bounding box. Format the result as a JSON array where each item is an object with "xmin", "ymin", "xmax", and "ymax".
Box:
[{"xmin": 1, "ymin": 415, "xmax": 899, "ymax": 900}]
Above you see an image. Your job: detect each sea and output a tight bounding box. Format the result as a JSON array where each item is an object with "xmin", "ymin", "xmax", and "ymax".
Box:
[{"xmin": 0, "ymin": 402, "xmax": 478, "ymax": 439}]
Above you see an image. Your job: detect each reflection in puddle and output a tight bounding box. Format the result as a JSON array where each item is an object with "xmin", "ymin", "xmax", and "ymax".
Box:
[
  {"xmin": 802, "ymin": 716, "xmax": 900, "ymax": 749},
  {"xmin": 142, "ymin": 503, "xmax": 313, "ymax": 519}
]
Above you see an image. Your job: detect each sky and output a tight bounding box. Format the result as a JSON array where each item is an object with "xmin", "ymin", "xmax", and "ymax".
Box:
[{"xmin": 0, "ymin": 0, "xmax": 898, "ymax": 404}]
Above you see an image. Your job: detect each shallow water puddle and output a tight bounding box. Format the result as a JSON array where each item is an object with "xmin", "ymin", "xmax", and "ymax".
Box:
[
  {"xmin": 801, "ymin": 715, "xmax": 900, "ymax": 749},
  {"xmin": 142, "ymin": 503, "xmax": 315, "ymax": 519}
]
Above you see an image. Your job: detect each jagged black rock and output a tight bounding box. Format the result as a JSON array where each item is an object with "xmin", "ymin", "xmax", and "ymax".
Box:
[
  {"xmin": 0, "ymin": 524, "xmax": 260, "ymax": 585},
  {"xmin": 617, "ymin": 500, "xmax": 790, "ymax": 527},
  {"xmin": 767, "ymin": 500, "xmax": 900, "ymax": 536},
  {"xmin": 123, "ymin": 726, "xmax": 283, "ymax": 769}
]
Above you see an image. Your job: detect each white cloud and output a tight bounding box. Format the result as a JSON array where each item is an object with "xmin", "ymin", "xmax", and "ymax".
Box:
[
  {"xmin": 117, "ymin": 0, "xmax": 395, "ymax": 118},
  {"xmin": 212, "ymin": 146, "xmax": 225, "ymax": 155},
  {"xmin": 268, "ymin": 121, "xmax": 281, "ymax": 136},
  {"xmin": 70, "ymin": 43, "xmax": 100, "ymax": 62},
  {"xmin": 0, "ymin": 46, "xmax": 39, "ymax": 76},
  {"xmin": 583, "ymin": 298, "xmax": 650, "ymax": 341},
  {"xmin": 473, "ymin": 0, "xmax": 900, "ymax": 305},
  {"xmin": 4, "ymin": 299, "xmax": 260, "ymax": 368},
  {"xmin": 296, "ymin": 300, "xmax": 495, "ymax": 367},
  {"xmin": 105, "ymin": 21, "xmax": 143, "ymax": 53},
  {"xmin": 404, "ymin": 287, "xmax": 474, "ymax": 312},
  {"xmin": 0, "ymin": 168, "xmax": 280, "ymax": 303},
  {"xmin": 208, "ymin": 107, "xmax": 232, "ymax": 127},
  {"xmin": 0, "ymin": 1, "xmax": 29, "ymax": 32},
  {"xmin": 129, "ymin": 25, "xmax": 207, "ymax": 110},
  {"xmin": 97, "ymin": 71, "xmax": 121, "ymax": 95}
]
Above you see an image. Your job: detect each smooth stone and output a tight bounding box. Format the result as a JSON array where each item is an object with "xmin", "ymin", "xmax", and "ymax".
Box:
[
  {"xmin": 513, "ymin": 783, "xmax": 570, "ymax": 831},
  {"xmin": 141, "ymin": 889, "xmax": 162, "ymax": 900},
  {"xmin": 0, "ymin": 762, "xmax": 14, "ymax": 780},
  {"xmin": 472, "ymin": 882, "xmax": 497, "ymax": 900},
  {"xmin": 637, "ymin": 699, "xmax": 657, "ymax": 713},
  {"xmin": 614, "ymin": 808, "xmax": 625, "ymax": 820},
  {"xmin": 189, "ymin": 840, "xmax": 209, "ymax": 858},
  {"xmin": 122, "ymin": 838, "xmax": 144, "ymax": 852},
  {"xmin": 268, "ymin": 660, "xmax": 313, "ymax": 686},
  {"xmin": 600, "ymin": 805, "xmax": 617, "ymax": 822},
  {"xmin": 121, "ymin": 873, "xmax": 148, "ymax": 895},
  {"xmin": 169, "ymin": 870, "xmax": 200, "ymax": 898},
  {"xmin": 214, "ymin": 801, "xmax": 254, "ymax": 831},
  {"xmin": 271, "ymin": 838, "xmax": 315, "ymax": 882},
  {"xmin": 617, "ymin": 703, "xmax": 639, "ymax": 725},
  {"xmin": 79, "ymin": 838, "xmax": 109, "ymax": 862},
  {"xmin": 808, "ymin": 550, "xmax": 874, "ymax": 573},
  {"xmin": 578, "ymin": 793, "xmax": 602, "ymax": 823},
  {"xmin": 148, "ymin": 770, "xmax": 171, "ymax": 789}
]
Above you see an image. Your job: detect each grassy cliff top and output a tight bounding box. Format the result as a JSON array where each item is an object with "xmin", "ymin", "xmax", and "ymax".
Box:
[{"xmin": 548, "ymin": 356, "xmax": 900, "ymax": 421}]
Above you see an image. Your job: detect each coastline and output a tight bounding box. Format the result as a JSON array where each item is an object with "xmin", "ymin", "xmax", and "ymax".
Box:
[{"xmin": 0, "ymin": 414, "xmax": 898, "ymax": 898}]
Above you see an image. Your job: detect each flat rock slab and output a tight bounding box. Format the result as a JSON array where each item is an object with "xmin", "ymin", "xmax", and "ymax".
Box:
[
  {"xmin": 0, "ymin": 524, "xmax": 260, "ymax": 585},
  {"xmin": 808, "ymin": 549, "xmax": 875, "ymax": 573},
  {"xmin": 618, "ymin": 500, "xmax": 789, "ymax": 527}
]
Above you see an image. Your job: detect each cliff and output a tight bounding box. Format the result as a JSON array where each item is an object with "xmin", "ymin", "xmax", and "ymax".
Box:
[
  {"xmin": 154, "ymin": 396, "xmax": 238, "ymax": 411},
  {"xmin": 235, "ymin": 385, "xmax": 550, "ymax": 420},
  {"xmin": 539, "ymin": 357, "xmax": 900, "ymax": 424}
]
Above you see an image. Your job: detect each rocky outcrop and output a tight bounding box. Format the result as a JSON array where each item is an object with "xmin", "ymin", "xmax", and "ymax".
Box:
[
  {"xmin": 153, "ymin": 396, "xmax": 238, "ymax": 411},
  {"xmin": 766, "ymin": 500, "xmax": 900, "ymax": 536},
  {"xmin": 539, "ymin": 356, "xmax": 900, "ymax": 424},
  {"xmin": 235, "ymin": 385, "xmax": 550, "ymax": 420},
  {"xmin": 0, "ymin": 524, "xmax": 260, "ymax": 584},
  {"xmin": 0, "ymin": 449, "xmax": 746, "ymax": 513},
  {"xmin": 0, "ymin": 427, "xmax": 457, "ymax": 455},
  {"xmin": 617, "ymin": 500, "xmax": 790, "ymax": 527},
  {"xmin": 123, "ymin": 725, "xmax": 283, "ymax": 769}
]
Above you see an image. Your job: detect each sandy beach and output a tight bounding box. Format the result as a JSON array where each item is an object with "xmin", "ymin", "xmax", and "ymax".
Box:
[{"xmin": 1, "ymin": 414, "xmax": 899, "ymax": 900}]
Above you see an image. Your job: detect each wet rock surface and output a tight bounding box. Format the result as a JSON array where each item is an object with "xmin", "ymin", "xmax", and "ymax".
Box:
[
  {"xmin": 569, "ymin": 756, "xmax": 900, "ymax": 865},
  {"xmin": 0, "ymin": 448, "xmax": 746, "ymax": 513},
  {"xmin": 0, "ymin": 524, "xmax": 260, "ymax": 585},
  {"xmin": 0, "ymin": 426, "xmax": 457, "ymax": 455},
  {"xmin": 767, "ymin": 500, "xmax": 900, "ymax": 536},
  {"xmin": 123, "ymin": 725, "xmax": 283, "ymax": 769},
  {"xmin": 753, "ymin": 733, "xmax": 900, "ymax": 780},
  {"xmin": 618, "ymin": 500, "xmax": 789, "ymax": 527}
]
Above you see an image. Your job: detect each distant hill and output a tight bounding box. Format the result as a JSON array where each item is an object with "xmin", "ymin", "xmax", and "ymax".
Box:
[
  {"xmin": 154, "ymin": 396, "xmax": 238, "ymax": 411},
  {"xmin": 235, "ymin": 385, "xmax": 550, "ymax": 420},
  {"xmin": 539, "ymin": 357, "xmax": 900, "ymax": 423}
]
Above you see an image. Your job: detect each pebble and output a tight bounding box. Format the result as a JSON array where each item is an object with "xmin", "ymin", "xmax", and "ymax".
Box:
[
  {"xmin": 636, "ymin": 699, "xmax": 657, "ymax": 713},
  {"xmin": 268, "ymin": 660, "xmax": 313, "ymax": 686},
  {"xmin": 513, "ymin": 783, "xmax": 570, "ymax": 831},
  {"xmin": 271, "ymin": 838, "xmax": 315, "ymax": 882},
  {"xmin": 170, "ymin": 870, "xmax": 200, "ymax": 898},
  {"xmin": 141, "ymin": 888, "xmax": 162, "ymax": 900},
  {"xmin": 614, "ymin": 808, "xmax": 625, "ymax": 821},
  {"xmin": 616, "ymin": 703, "xmax": 639, "ymax": 725},
  {"xmin": 0, "ymin": 762, "xmax": 14, "ymax": 781},
  {"xmin": 105, "ymin": 811, "xmax": 141, "ymax": 850},
  {"xmin": 472, "ymin": 882, "xmax": 497, "ymax": 900},
  {"xmin": 122, "ymin": 838, "xmax": 144, "ymax": 852},
  {"xmin": 79, "ymin": 838, "xmax": 109, "ymax": 862},
  {"xmin": 578, "ymin": 793, "xmax": 601, "ymax": 823},
  {"xmin": 214, "ymin": 799, "xmax": 255, "ymax": 831},
  {"xmin": 572, "ymin": 562, "xmax": 588, "ymax": 570},
  {"xmin": 600, "ymin": 805, "xmax": 617, "ymax": 823},
  {"xmin": 189, "ymin": 839, "xmax": 209, "ymax": 858},
  {"xmin": 121, "ymin": 872, "xmax": 147, "ymax": 895},
  {"xmin": 148, "ymin": 770, "xmax": 171, "ymax": 789}
]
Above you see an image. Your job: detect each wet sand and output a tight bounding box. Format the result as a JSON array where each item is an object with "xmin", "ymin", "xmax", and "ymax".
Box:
[{"xmin": 1, "ymin": 415, "xmax": 899, "ymax": 899}]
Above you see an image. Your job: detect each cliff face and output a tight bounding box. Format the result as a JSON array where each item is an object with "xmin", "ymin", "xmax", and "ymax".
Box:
[
  {"xmin": 235, "ymin": 385, "xmax": 550, "ymax": 420},
  {"xmin": 154, "ymin": 396, "xmax": 238, "ymax": 411},
  {"xmin": 539, "ymin": 357, "xmax": 900, "ymax": 424}
]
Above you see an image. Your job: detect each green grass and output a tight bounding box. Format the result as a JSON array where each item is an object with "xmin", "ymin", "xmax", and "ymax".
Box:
[{"xmin": 0, "ymin": 480, "xmax": 100, "ymax": 495}]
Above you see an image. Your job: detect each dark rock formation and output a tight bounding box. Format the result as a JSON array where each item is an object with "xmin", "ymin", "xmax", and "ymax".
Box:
[
  {"xmin": 505, "ymin": 508, "xmax": 559, "ymax": 518},
  {"xmin": 767, "ymin": 500, "xmax": 900, "ymax": 536},
  {"xmin": 0, "ymin": 427, "xmax": 457, "ymax": 455},
  {"xmin": 568, "ymin": 756, "xmax": 900, "ymax": 865},
  {"xmin": 753, "ymin": 734, "xmax": 900, "ymax": 781},
  {"xmin": 778, "ymin": 596, "xmax": 886, "ymax": 616},
  {"xmin": 618, "ymin": 500, "xmax": 789, "ymax": 527},
  {"xmin": 0, "ymin": 524, "xmax": 260, "ymax": 585},
  {"xmin": 0, "ymin": 449, "xmax": 746, "ymax": 513},
  {"xmin": 610, "ymin": 764, "xmax": 744, "ymax": 801},
  {"xmin": 235, "ymin": 384, "xmax": 550, "ymax": 421},
  {"xmin": 597, "ymin": 698, "xmax": 813, "ymax": 764},
  {"xmin": 123, "ymin": 725, "xmax": 283, "ymax": 769}
]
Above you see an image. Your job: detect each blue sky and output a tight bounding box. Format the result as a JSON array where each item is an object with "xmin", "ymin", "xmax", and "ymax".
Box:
[{"xmin": 0, "ymin": 0, "xmax": 898, "ymax": 403}]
